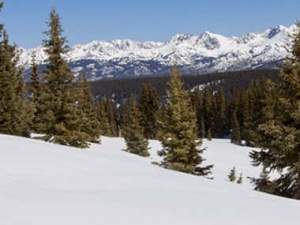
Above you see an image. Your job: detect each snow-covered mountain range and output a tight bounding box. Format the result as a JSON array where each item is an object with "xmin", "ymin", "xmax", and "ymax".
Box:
[{"xmin": 19, "ymin": 24, "xmax": 298, "ymax": 80}]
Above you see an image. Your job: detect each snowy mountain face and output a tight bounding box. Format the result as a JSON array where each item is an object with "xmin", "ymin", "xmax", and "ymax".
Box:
[{"xmin": 19, "ymin": 24, "xmax": 298, "ymax": 80}]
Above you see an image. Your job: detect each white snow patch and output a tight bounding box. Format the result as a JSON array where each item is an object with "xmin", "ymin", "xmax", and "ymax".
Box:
[{"xmin": 0, "ymin": 134, "xmax": 299, "ymax": 225}]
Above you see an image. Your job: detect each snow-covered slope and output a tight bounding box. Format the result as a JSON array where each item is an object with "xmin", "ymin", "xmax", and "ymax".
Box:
[
  {"xmin": 1, "ymin": 134, "xmax": 300, "ymax": 225},
  {"xmin": 20, "ymin": 24, "xmax": 298, "ymax": 80}
]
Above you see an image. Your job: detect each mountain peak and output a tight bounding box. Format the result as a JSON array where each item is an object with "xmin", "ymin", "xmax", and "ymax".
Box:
[
  {"xmin": 20, "ymin": 24, "xmax": 297, "ymax": 80},
  {"xmin": 266, "ymin": 25, "xmax": 289, "ymax": 39},
  {"xmin": 169, "ymin": 33, "xmax": 193, "ymax": 44}
]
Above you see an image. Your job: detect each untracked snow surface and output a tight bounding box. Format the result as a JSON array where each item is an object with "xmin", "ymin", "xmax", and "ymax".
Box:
[{"xmin": 0, "ymin": 134, "xmax": 300, "ymax": 225}]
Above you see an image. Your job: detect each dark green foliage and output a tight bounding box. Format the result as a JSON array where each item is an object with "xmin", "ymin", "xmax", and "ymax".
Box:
[
  {"xmin": 203, "ymin": 88, "xmax": 215, "ymax": 138},
  {"xmin": 77, "ymin": 74, "xmax": 100, "ymax": 142},
  {"xmin": 237, "ymin": 173, "xmax": 243, "ymax": 184},
  {"xmin": 251, "ymin": 168, "xmax": 274, "ymax": 194},
  {"xmin": 106, "ymin": 99, "xmax": 119, "ymax": 137},
  {"xmin": 158, "ymin": 67, "xmax": 212, "ymax": 175},
  {"xmin": 250, "ymin": 25, "xmax": 300, "ymax": 199},
  {"xmin": 91, "ymin": 70, "xmax": 278, "ymax": 102},
  {"xmin": 215, "ymin": 88, "xmax": 227, "ymax": 137},
  {"xmin": 29, "ymin": 53, "xmax": 40, "ymax": 99},
  {"xmin": 96, "ymin": 98, "xmax": 112, "ymax": 136},
  {"xmin": 231, "ymin": 108, "xmax": 241, "ymax": 145},
  {"xmin": 207, "ymin": 129, "xmax": 212, "ymax": 141},
  {"xmin": 123, "ymin": 97, "xmax": 149, "ymax": 157},
  {"xmin": 191, "ymin": 87, "xmax": 228, "ymax": 140},
  {"xmin": 42, "ymin": 9, "xmax": 90, "ymax": 148},
  {"xmin": 29, "ymin": 53, "xmax": 47, "ymax": 133},
  {"xmin": 0, "ymin": 30, "xmax": 32, "ymax": 137},
  {"xmin": 139, "ymin": 83, "xmax": 160, "ymax": 139},
  {"xmin": 228, "ymin": 167, "xmax": 236, "ymax": 182}
]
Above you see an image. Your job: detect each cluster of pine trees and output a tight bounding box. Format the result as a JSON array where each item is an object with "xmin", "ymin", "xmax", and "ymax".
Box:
[
  {"xmin": 0, "ymin": 3, "xmax": 210, "ymax": 177},
  {"xmin": 2, "ymin": 1, "xmax": 300, "ymax": 200},
  {"xmin": 0, "ymin": 3, "xmax": 33, "ymax": 137},
  {"xmin": 0, "ymin": 5, "xmax": 115, "ymax": 148},
  {"xmin": 189, "ymin": 79, "xmax": 277, "ymax": 146},
  {"xmin": 249, "ymin": 26, "xmax": 300, "ymax": 200},
  {"xmin": 119, "ymin": 27, "xmax": 300, "ymax": 199}
]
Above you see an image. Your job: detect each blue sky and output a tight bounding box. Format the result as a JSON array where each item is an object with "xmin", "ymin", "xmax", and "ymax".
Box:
[{"xmin": 1, "ymin": 0, "xmax": 300, "ymax": 47}]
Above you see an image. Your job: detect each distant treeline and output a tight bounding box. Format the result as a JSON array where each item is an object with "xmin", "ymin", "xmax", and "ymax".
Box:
[{"xmin": 90, "ymin": 69, "xmax": 279, "ymax": 101}]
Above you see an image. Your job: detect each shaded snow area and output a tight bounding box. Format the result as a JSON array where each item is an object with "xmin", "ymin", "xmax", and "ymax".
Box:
[{"xmin": 0, "ymin": 134, "xmax": 300, "ymax": 225}]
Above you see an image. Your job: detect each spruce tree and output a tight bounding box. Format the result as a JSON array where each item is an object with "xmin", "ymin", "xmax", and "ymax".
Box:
[
  {"xmin": 123, "ymin": 97, "xmax": 149, "ymax": 157},
  {"xmin": 29, "ymin": 52, "xmax": 46, "ymax": 133},
  {"xmin": 237, "ymin": 173, "xmax": 243, "ymax": 184},
  {"xmin": 251, "ymin": 25, "xmax": 300, "ymax": 199},
  {"xmin": 240, "ymin": 90, "xmax": 251, "ymax": 145},
  {"xmin": 231, "ymin": 102, "xmax": 241, "ymax": 145},
  {"xmin": 0, "ymin": 29, "xmax": 32, "ymax": 137},
  {"xmin": 215, "ymin": 88, "xmax": 227, "ymax": 138},
  {"xmin": 191, "ymin": 91, "xmax": 206, "ymax": 138},
  {"xmin": 105, "ymin": 99, "xmax": 119, "ymax": 137},
  {"xmin": 207, "ymin": 128, "xmax": 212, "ymax": 141},
  {"xmin": 251, "ymin": 168, "xmax": 274, "ymax": 194},
  {"xmin": 77, "ymin": 74, "xmax": 100, "ymax": 142},
  {"xmin": 139, "ymin": 83, "xmax": 160, "ymax": 139},
  {"xmin": 157, "ymin": 67, "xmax": 212, "ymax": 175},
  {"xmin": 200, "ymin": 116, "xmax": 206, "ymax": 139},
  {"xmin": 96, "ymin": 98, "xmax": 111, "ymax": 136},
  {"xmin": 203, "ymin": 88, "xmax": 214, "ymax": 138},
  {"xmin": 228, "ymin": 167, "xmax": 237, "ymax": 182},
  {"xmin": 42, "ymin": 9, "xmax": 89, "ymax": 147},
  {"xmin": 29, "ymin": 53, "xmax": 40, "ymax": 100}
]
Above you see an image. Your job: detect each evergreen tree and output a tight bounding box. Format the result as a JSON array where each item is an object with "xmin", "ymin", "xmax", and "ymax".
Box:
[
  {"xmin": 231, "ymin": 108, "xmax": 241, "ymax": 145},
  {"xmin": 207, "ymin": 128, "xmax": 212, "ymax": 141},
  {"xmin": 139, "ymin": 83, "xmax": 160, "ymax": 139},
  {"xmin": 157, "ymin": 67, "xmax": 212, "ymax": 175},
  {"xmin": 0, "ymin": 2, "xmax": 3, "ymax": 32},
  {"xmin": 119, "ymin": 100, "xmax": 130, "ymax": 137},
  {"xmin": 237, "ymin": 173, "xmax": 243, "ymax": 184},
  {"xmin": 29, "ymin": 52, "xmax": 46, "ymax": 133},
  {"xmin": 96, "ymin": 98, "xmax": 111, "ymax": 136},
  {"xmin": 123, "ymin": 97, "xmax": 149, "ymax": 157},
  {"xmin": 215, "ymin": 88, "xmax": 227, "ymax": 138},
  {"xmin": 191, "ymin": 91, "xmax": 206, "ymax": 138},
  {"xmin": 0, "ymin": 29, "xmax": 32, "ymax": 137},
  {"xmin": 240, "ymin": 90, "xmax": 251, "ymax": 145},
  {"xmin": 251, "ymin": 168, "xmax": 274, "ymax": 194},
  {"xmin": 200, "ymin": 116, "xmax": 206, "ymax": 139},
  {"xmin": 105, "ymin": 99, "xmax": 119, "ymax": 137},
  {"xmin": 42, "ymin": 9, "xmax": 89, "ymax": 147},
  {"xmin": 29, "ymin": 53, "xmax": 40, "ymax": 100},
  {"xmin": 251, "ymin": 25, "xmax": 300, "ymax": 199},
  {"xmin": 228, "ymin": 167, "xmax": 237, "ymax": 182},
  {"xmin": 203, "ymin": 88, "xmax": 214, "ymax": 138},
  {"xmin": 77, "ymin": 74, "xmax": 100, "ymax": 142}
]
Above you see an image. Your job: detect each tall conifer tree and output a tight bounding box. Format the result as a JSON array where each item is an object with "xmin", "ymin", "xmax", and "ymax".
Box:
[
  {"xmin": 158, "ymin": 67, "xmax": 212, "ymax": 175},
  {"xmin": 139, "ymin": 83, "xmax": 160, "ymax": 139},
  {"xmin": 42, "ymin": 9, "xmax": 89, "ymax": 147},
  {"xmin": 215, "ymin": 88, "xmax": 227, "ymax": 138},
  {"xmin": 0, "ymin": 6, "xmax": 32, "ymax": 137},
  {"xmin": 29, "ymin": 52, "xmax": 46, "ymax": 133},
  {"xmin": 231, "ymin": 108, "xmax": 241, "ymax": 145},
  {"xmin": 123, "ymin": 97, "xmax": 149, "ymax": 157},
  {"xmin": 105, "ymin": 99, "xmax": 119, "ymax": 137},
  {"xmin": 251, "ymin": 25, "xmax": 300, "ymax": 199},
  {"xmin": 96, "ymin": 98, "xmax": 111, "ymax": 136},
  {"xmin": 77, "ymin": 74, "xmax": 100, "ymax": 142}
]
